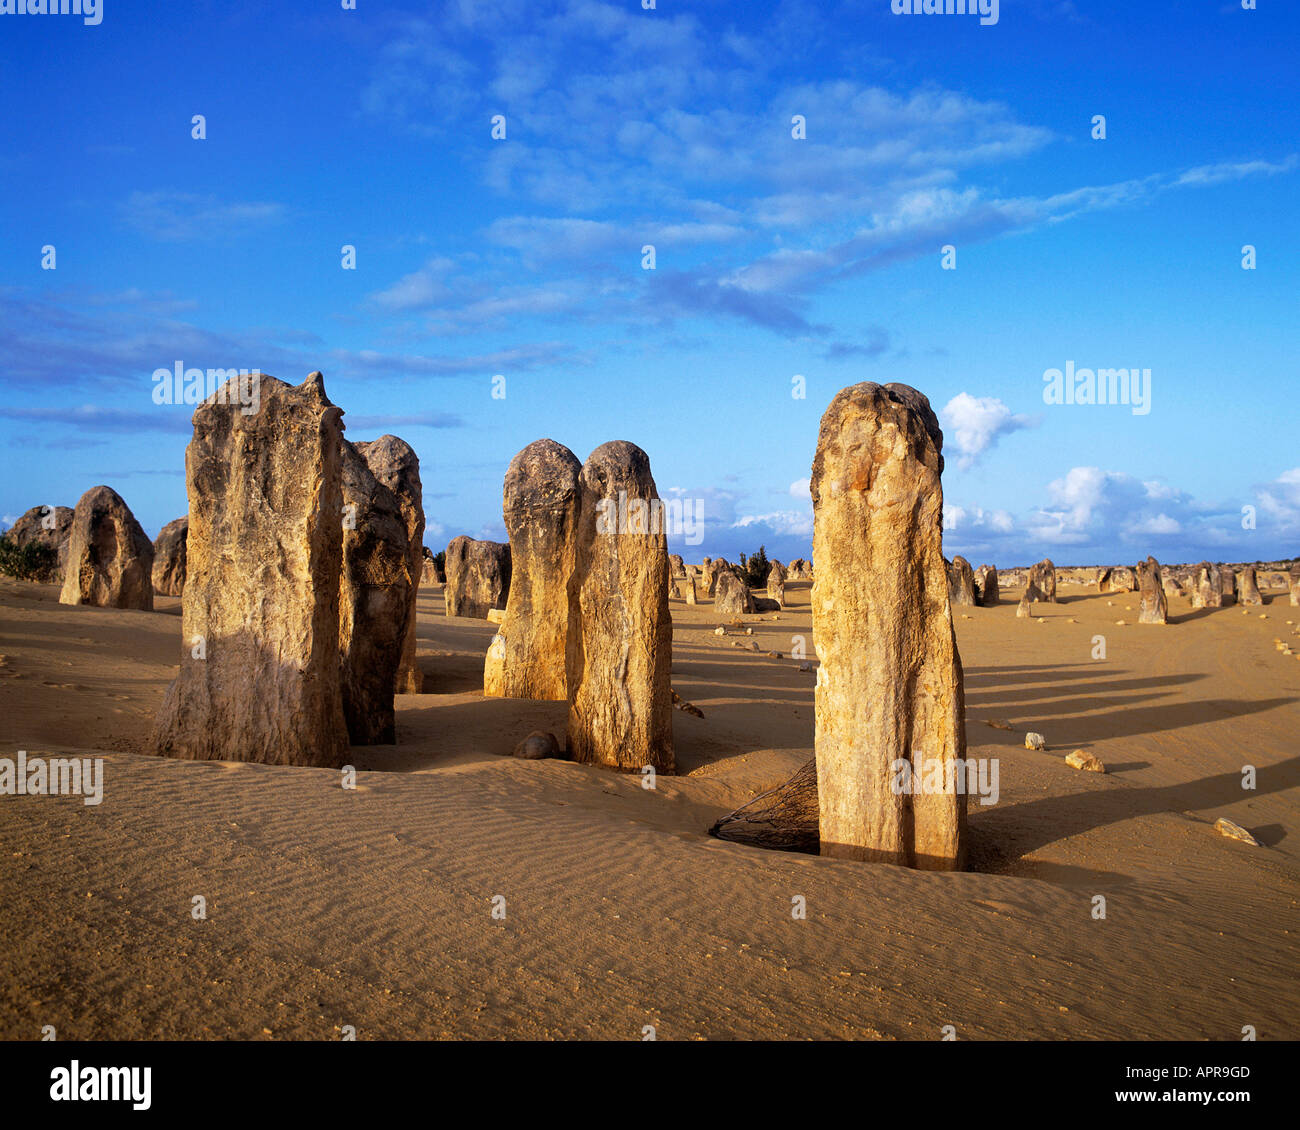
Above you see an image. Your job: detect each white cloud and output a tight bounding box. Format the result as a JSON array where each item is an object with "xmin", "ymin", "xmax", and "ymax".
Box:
[
  {"xmin": 733, "ymin": 510, "xmax": 814, "ymax": 537},
  {"xmin": 120, "ymin": 191, "xmax": 287, "ymax": 242},
  {"xmin": 940, "ymin": 392, "xmax": 1036, "ymax": 470}
]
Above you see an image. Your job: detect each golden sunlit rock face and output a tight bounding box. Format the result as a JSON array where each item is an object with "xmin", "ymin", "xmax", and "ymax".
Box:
[{"xmin": 811, "ymin": 382, "xmax": 966, "ymax": 871}]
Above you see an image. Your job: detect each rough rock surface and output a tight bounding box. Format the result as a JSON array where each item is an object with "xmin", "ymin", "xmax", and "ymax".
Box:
[
  {"xmin": 59, "ymin": 486, "xmax": 154, "ymax": 610},
  {"xmin": 153, "ymin": 372, "xmax": 349, "ymax": 767},
  {"xmin": 484, "ymin": 439, "xmax": 582, "ymax": 701},
  {"xmin": 355, "ymin": 435, "xmax": 425, "ymax": 693},
  {"xmin": 705, "ymin": 558, "xmax": 732, "ymax": 596},
  {"xmin": 4, "ymin": 504, "xmax": 73, "ymax": 582},
  {"xmin": 420, "ymin": 556, "xmax": 443, "ymax": 585},
  {"xmin": 1016, "ymin": 581, "xmax": 1044, "ymax": 618},
  {"xmin": 974, "ymin": 564, "xmax": 999, "ymax": 606},
  {"xmin": 947, "ymin": 555, "xmax": 976, "ymax": 607},
  {"xmin": 1290, "ymin": 565, "xmax": 1300, "ymax": 607},
  {"xmin": 1236, "ymin": 565, "xmax": 1263, "ymax": 606},
  {"xmin": 338, "ymin": 440, "xmax": 412, "ymax": 744},
  {"xmin": 1192, "ymin": 562, "xmax": 1223, "ymax": 609},
  {"xmin": 567, "ymin": 441, "xmax": 673, "ymax": 773},
  {"xmin": 714, "ymin": 568, "xmax": 757, "ymax": 615},
  {"xmin": 808, "ymin": 382, "xmax": 966, "ymax": 870},
  {"xmin": 683, "ymin": 575, "xmax": 697, "ymax": 605},
  {"xmin": 1220, "ymin": 567, "xmax": 1237, "ymax": 606},
  {"xmin": 1214, "ymin": 817, "xmax": 1261, "ymax": 846},
  {"xmin": 1136, "ymin": 556, "xmax": 1168, "ymax": 625},
  {"xmin": 445, "ymin": 536, "xmax": 511, "ymax": 618},
  {"xmin": 152, "ymin": 517, "xmax": 189, "ymax": 597},
  {"xmin": 1098, "ymin": 566, "xmax": 1136, "ymax": 593},
  {"xmin": 668, "ymin": 554, "xmax": 686, "ymax": 578},
  {"xmin": 1028, "ymin": 558, "xmax": 1058, "ymax": 603},
  {"xmin": 766, "ymin": 561, "xmax": 787, "ymax": 607}
]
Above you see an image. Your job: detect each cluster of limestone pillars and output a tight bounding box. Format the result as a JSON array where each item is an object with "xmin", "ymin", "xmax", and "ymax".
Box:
[
  {"xmin": 490, "ymin": 384, "xmax": 970, "ymax": 871},
  {"xmin": 151, "ymin": 373, "xmax": 969, "ymax": 871}
]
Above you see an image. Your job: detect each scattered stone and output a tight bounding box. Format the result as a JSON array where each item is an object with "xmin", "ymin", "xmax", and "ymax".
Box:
[
  {"xmin": 487, "ymin": 608, "xmax": 505, "ymax": 624},
  {"xmin": 512, "ymin": 730, "xmax": 561, "ymax": 760},
  {"xmin": 1065, "ymin": 749, "xmax": 1106, "ymax": 773},
  {"xmin": 713, "ymin": 625, "xmax": 726, "ymax": 636},
  {"xmin": 984, "ymin": 720, "xmax": 1015, "ymax": 731},
  {"xmin": 974, "ymin": 564, "xmax": 999, "ymax": 606},
  {"xmin": 1213, "ymin": 818, "xmax": 1261, "ymax": 847},
  {"xmin": 1025, "ymin": 732, "xmax": 1047, "ymax": 750}
]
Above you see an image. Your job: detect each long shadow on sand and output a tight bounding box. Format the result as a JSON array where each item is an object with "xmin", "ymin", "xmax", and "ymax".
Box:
[{"xmin": 972, "ymin": 756, "xmax": 1300, "ymax": 867}]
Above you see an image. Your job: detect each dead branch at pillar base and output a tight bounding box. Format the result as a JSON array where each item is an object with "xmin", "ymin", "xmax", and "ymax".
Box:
[{"xmin": 707, "ymin": 757, "xmax": 819, "ymax": 854}]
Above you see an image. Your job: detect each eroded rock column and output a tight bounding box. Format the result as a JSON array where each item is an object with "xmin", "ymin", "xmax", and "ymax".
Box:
[
  {"xmin": 152, "ymin": 372, "xmax": 349, "ymax": 767},
  {"xmin": 567, "ymin": 441, "xmax": 673, "ymax": 773},
  {"xmin": 810, "ymin": 382, "xmax": 966, "ymax": 870},
  {"xmin": 484, "ymin": 439, "xmax": 582, "ymax": 701}
]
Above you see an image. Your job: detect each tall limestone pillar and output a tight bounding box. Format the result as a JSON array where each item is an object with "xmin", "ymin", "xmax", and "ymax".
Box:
[
  {"xmin": 811, "ymin": 382, "xmax": 966, "ymax": 870},
  {"xmin": 152, "ymin": 372, "xmax": 350, "ymax": 767},
  {"xmin": 485, "ymin": 439, "xmax": 583, "ymax": 700},
  {"xmin": 566, "ymin": 441, "xmax": 674, "ymax": 773}
]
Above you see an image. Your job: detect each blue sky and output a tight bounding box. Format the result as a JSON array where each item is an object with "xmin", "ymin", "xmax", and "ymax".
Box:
[{"xmin": 1, "ymin": 0, "xmax": 1297, "ymax": 567}]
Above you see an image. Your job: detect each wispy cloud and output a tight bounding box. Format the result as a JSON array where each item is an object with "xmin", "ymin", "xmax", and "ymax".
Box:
[{"xmin": 120, "ymin": 190, "xmax": 288, "ymax": 242}]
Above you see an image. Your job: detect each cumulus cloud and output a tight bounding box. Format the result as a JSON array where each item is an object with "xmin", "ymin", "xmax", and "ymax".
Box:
[
  {"xmin": 940, "ymin": 393, "xmax": 1036, "ymax": 469},
  {"xmin": 733, "ymin": 510, "xmax": 814, "ymax": 537}
]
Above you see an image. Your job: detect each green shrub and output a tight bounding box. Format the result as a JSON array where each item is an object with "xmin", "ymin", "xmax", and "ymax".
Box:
[
  {"xmin": 738, "ymin": 545, "xmax": 770, "ymax": 589},
  {"xmin": 0, "ymin": 534, "xmax": 59, "ymax": 583}
]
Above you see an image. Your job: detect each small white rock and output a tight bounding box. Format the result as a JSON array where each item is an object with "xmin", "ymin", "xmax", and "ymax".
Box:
[{"xmin": 1025, "ymin": 732, "xmax": 1047, "ymax": 751}]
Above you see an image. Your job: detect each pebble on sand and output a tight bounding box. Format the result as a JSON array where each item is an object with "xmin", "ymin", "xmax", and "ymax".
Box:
[
  {"xmin": 1065, "ymin": 749, "xmax": 1106, "ymax": 773},
  {"xmin": 512, "ymin": 731, "xmax": 561, "ymax": 760},
  {"xmin": 1213, "ymin": 818, "xmax": 1261, "ymax": 847},
  {"xmin": 1025, "ymin": 732, "xmax": 1047, "ymax": 750}
]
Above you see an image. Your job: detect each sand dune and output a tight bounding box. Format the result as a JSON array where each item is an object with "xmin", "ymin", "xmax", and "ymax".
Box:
[{"xmin": 1, "ymin": 575, "xmax": 1296, "ymax": 1039}]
